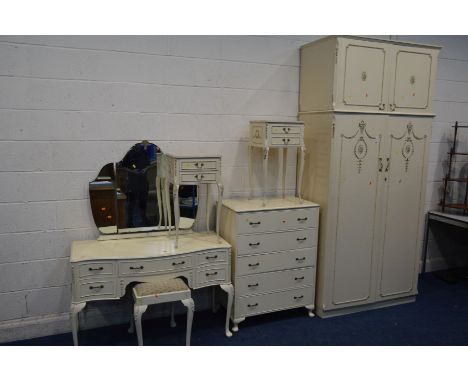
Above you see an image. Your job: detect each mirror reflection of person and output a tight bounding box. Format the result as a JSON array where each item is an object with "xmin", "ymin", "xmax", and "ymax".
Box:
[{"xmin": 119, "ymin": 141, "xmax": 159, "ymax": 228}]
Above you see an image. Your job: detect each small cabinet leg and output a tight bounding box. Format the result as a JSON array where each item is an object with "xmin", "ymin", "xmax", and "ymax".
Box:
[
  {"xmin": 173, "ymin": 183, "xmax": 180, "ymax": 247},
  {"xmin": 216, "ymin": 182, "xmax": 223, "ymax": 243},
  {"xmin": 181, "ymin": 298, "xmax": 195, "ymax": 346},
  {"xmin": 263, "ymin": 147, "xmax": 269, "ymax": 206},
  {"xmin": 70, "ymin": 302, "xmax": 86, "ymax": 346},
  {"xmin": 232, "ymin": 317, "xmax": 245, "ymax": 333},
  {"xmin": 220, "ymin": 283, "xmax": 234, "ymax": 337},
  {"xmin": 305, "ymin": 304, "xmax": 315, "ymax": 318},
  {"xmin": 298, "ymin": 146, "xmax": 305, "ymax": 203},
  {"xmin": 134, "ymin": 304, "xmax": 148, "ymax": 346},
  {"xmin": 170, "ymin": 302, "xmax": 177, "ymax": 328}
]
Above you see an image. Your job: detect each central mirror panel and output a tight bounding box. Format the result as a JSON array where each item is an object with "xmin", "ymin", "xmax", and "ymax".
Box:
[{"xmin": 89, "ymin": 141, "xmax": 198, "ymax": 235}]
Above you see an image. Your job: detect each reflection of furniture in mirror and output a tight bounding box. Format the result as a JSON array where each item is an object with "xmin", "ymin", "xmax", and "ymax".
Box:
[
  {"xmin": 248, "ymin": 121, "xmax": 305, "ymax": 206},
  {"xmin": 88, "ymin": 141, "xmax": 198, "ymax": 236},
  {"xmin": 160, "ymin": 154, "xmax": 223, "ymax": 248}
]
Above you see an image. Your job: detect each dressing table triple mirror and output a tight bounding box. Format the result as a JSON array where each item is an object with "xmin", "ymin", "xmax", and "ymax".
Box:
[{"xmin": 70, "ymin": 140, "xmax": 234, "ymax": 345}]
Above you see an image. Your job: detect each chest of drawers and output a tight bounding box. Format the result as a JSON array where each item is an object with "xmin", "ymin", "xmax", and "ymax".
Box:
[{"xmin": 220, "ymin": 197, "xmax": 319, "ymax": 332}]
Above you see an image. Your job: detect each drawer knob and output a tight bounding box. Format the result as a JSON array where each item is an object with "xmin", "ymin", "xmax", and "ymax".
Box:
[
  {"xmin": 106, "ymin": 215, "xmax": 113, "ymax": 220},
  {"xmin": 248, "ymin": 262, "xmax": 260, "ymax": 267},
  {"xmin": 297, "ymin": 217, "xmax": 308, "ymax": 221},
  {"xmin": 248, "ymin": 283, "xmax": 259, "ymax": 287},
  {"xmin": 249, "ymin": 242, "xmax": 260, "ymax": 247},
  {"xmin": 294, "ymin": 276, "xmax": 305, "ymax": 281},
  {"xmin": 282, "ymin": 138, "xmax": 291, "ymax": 144},
  {"xmin": 89, "ymin": 285, "xmax": 104, "ymax": 290},
  {"xmin": 283, "ymin": 127, "xmax": 291, "ymax": 133},
  {"xmin": 195, "ymin": 174, "xmax": 205, "ymax": 180},
  {"xmin": 296, "ymin": 237, "xmax": 307, "ymax": 242},
  {"xmin": 205, "ymin": 255, "xmax": 218, "ymax": 260},
  {"xmin": 206, "ymin": 271, "xmax": 218, "ymax": 276},
  {"xmin": 88, "ymin": 266, "xmax": 104, "ymax": 271},
  {"xmin": 296, "ymin": 257, "xmax": 306, "ymax": 261},
  {"xmin": 249, "ymin": 221, "xmax": 261, "ymax": 226},
  {"xmin": 100, "ymin": 207, "xmax": 106, "ymax": 212},
  {"xmin": 129, "ymin": 266, "xmax": 144, "ymax": 270},
  {"xmin": 247, "ymin": 303, "xmax": 258, "ymax": 308},
  {"xmin": 294, "ymin": 295, "xmax": 304, "ymax": 300},
  {"xmin": 172, "ymin": 261, "xmax": 186, "ymax": 266}
]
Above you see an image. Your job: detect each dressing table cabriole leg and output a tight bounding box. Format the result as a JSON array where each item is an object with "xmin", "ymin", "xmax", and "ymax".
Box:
[
  {"xmin": 232, "ymin": 317, "xmax": 245, "ymax": 333},
  {"xmin": 298, "ymin": 146, "xmax": 305, "ymax": 203},
  {"xmin": 70, "ymin": 302, "xmax": 86, "ymax": 346},
  {"xmin": 282, "ymin": 147, "xmax": 287, "ymax": 199},
  {"xmin": 174, "ymin": 183, "xmax": 180, "ymax": 247},
  {"xmin": 220, "ymin": 283, "xmax": 234, "ymax": 337},
  {"xmin": 206, "ymin": 183, "xmax": 210, "ymax": 232},
  {"xmin": 181, "ymin": 298, "xmax": 195, "ymax": 346},
  {"xmin": 216, "ymin": 182, "xmax": 223, "ymax": 242},
  {"xmin": 262, "ymin": 147, "xmax": 269, "ymax": 206},
  {"xmin": 248, "ymin": 144, "xmax": 253, "ymax": 199},
  {"xmin": 134, "ymin": 304, "xmax": 148, "ymax": 346},
  {"xmin": 156, "ymin": 176, "xmax": 163, "ymax": 228},
  {"xmin": 305, "ymin": 304, "xmax": 315, "ymax": 318},
  {"xmin": 170, "ymin": 302, "xmax": 177, "ymax": 328}
]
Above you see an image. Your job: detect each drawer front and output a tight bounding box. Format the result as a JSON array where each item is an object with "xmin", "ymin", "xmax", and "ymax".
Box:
[
  {"xmin": 78, "ymin": 262, "xmax": 115, "ymax": 278},
  {"xmin": 271, "ymin": 136, "xmax": 301, "ymax": 146},
  {"xmin": 119, "ymin": 255, "xmax": 192, "ymax": 276},
  {"xmin": 235, "ymin": 267, "xmax": 315, "ymax": 297},
  {"xmin": 180, "ymin": 160, "xmax": 219, "ymax": 171},
  {"xmin": 195, "ymin": 266, "xmax": 228, "ymax": 286},
  {"xmin": 78, "ymin": 280, "xmax": 115, "ymax": 299},
  {"xmin": 236, "ymin": 229, "xmax": 316, "ymax": 256},
  {"xmin": 196, "ymin": 250, "xmax": 229, "ymax": 267},
  {"xmin": 236, "ymin": 248, "xmax": 316, "ymax": 276},
  {"xmin": 235, "ymin": 286, "xmax": 314, "ymax": 318},
  {"xmin": 180, "ymin": 172, "xmax": 217, "ymax": 183},
  {"xmin": 236, "ymin": 208, "xmax": 318, "ymax": 234},
  {"xmin": 271, "ymin": 125, "xmax": 303, "ymax": 135}
]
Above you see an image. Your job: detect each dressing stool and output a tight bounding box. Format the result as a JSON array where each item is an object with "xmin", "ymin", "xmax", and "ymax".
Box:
[{"xmin": 129, "ymin": 278, "xmax": 194, "ymax": 346}]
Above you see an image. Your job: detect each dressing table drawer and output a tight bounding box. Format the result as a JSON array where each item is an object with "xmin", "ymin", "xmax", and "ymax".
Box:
[
  {"xmin": 271, "ymin": 125, "xmax": 302, "ymax": 135},
  {"xmin": 119, "ymin": 255, "xmax": 192, "ymax": 276},
  {"xmin": 236, "ymin": 229, "xmax": 317, "ymax": 256},
  {"xmin": 195, "ymin": 266, "xmax": 228, "ymax": 287},
  {"xmin": 78, "ymin": 262, "xmax": 115, "ymax": 278},
  {"xmin": 196, "ymin": 250, "xmax": 229, "ymax": 266},
  {"xmin": 78, "ymin": 280, "xmax": 116, "ymax": 299},
  {"xmin": 236, "ymin": 208, "xmax": 318, "ymax": 234},
  {"xmin": 180, "ymin": 160, "xmax": 219, "ymax": 171},
  {"xmin": 271, "ymin": 136, "xmax": 301, "ymax": 146},
  {"xmin": 180, "ymin": 172, "xmax": 217, "ymax": 183}
]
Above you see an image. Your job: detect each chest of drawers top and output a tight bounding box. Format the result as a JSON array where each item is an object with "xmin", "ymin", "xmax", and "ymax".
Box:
[
  {"xmin": 250, "ymin": 121, "xmax": 305, "ymax": 148},
  {"xmin": 161, "ymin": 153, "xmax": 221, "ymax": 184}
]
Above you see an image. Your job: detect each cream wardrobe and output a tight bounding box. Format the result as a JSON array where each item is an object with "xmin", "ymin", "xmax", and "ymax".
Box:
[{"xmin": 299, "ymin": 36, "xmax": 440, "ymax": 317}]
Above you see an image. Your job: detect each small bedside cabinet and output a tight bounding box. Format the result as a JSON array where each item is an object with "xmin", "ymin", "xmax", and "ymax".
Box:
[
  {"xmin": 248, "ymin": 121, "xmax": 305, "ymax": 205},
  {"xmin": 220, "ymin": 197, "xmax": 319, "ymax": 332}
]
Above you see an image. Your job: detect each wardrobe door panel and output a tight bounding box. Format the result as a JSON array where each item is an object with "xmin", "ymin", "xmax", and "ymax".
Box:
[
  {"xmin": 330, "ymin": 115, "xmax": 383, "ymax": 306},
  {"xmin": 378, "ymin": 117, "xmax": 430, "ymax": 298}
]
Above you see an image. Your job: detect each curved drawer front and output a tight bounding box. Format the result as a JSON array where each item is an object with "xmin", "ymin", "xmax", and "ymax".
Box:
[
  {"xmin": 236, "ymin": 248, "xmax": 316, "ymax": 276},
  {"xmin": 180, "ymin": 172, "xmax": 217, "ymax": 183},
  {"xmin": 235, "ymin": 286, "xmax": 314, "ymax": 318},
  {"xmin": 78, "ymin": 280, "xmax": 116, "ymax": 299},
  {"xmin": 180, "ymin": 160, "xmax": 219, "ymax": 171},
  {"xmin": 195, "ymin": 266, "xmax": 228, "ymax": 287},
  {"xmin": 236, "ymin": 228, "xmax": 316, "ymax": 256},
  {"xmin": 235, "ymin": 267, "xmax": 315, "ymax": 297},
  {"xmin": 236, "ymin": 208, "xmax": 318, "ymax": 234},
  {"xmin": 119, "ymin": 255, "xmax": 192, "ymax": 276},
  {"xmin": 271, "ymin": 125, "xmax": 303, "ymax": 135},
  {"xmin": 78, "ymin": 262, "xmax": 115, "ymax": 278},
  {"xmin": 271, "ymin": 136, "xmax": 301, "ymax": 146},
  {"xmin": 196, "ymin": 250, "xmax": 229, "ymax": 266}
]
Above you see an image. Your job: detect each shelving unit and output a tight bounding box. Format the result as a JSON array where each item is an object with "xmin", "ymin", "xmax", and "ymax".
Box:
[{"xmin": 441, "ymin": 121, "xmax": 468, "ymax": 215}]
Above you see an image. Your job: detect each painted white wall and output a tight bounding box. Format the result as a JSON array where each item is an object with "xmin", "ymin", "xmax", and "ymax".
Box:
[{"xmin": 0, "ymin": 35, "xmax": 467, "ymax": 342}]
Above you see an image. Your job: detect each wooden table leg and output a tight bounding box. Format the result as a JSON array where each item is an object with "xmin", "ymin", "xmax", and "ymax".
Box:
[
  {"xmin": 220, "ymin": 283, "xmax": 234, "ymax": 338},
  {"xmin": 70, "ymin": 302, "xmax": 86, "ymax": 346}
]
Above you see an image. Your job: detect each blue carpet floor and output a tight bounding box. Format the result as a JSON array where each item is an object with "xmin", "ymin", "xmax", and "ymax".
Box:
[{"xmin": 4, "ymin": 272, "xmax": 468, "ymax": 346}]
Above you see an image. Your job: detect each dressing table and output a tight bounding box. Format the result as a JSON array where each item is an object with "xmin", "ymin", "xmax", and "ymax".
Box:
[{"xmin": 72, "ymin": 142, "xmax": 234, "ymax": 345}]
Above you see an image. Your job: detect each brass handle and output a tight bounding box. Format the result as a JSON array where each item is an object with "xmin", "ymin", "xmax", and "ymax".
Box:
[
  {"xmin": 88, "ymin": 267, "xmax": 104, "ymax": 271},
  {"xmin": 293, "ymin": 295, "xmax": 304, "ymax": 300},
  {"xmin": 205, "ymin": 255, "xmax": 218, "ymax": 260},
  {"xmin": 172, "ymin": 261, "xmax": 186, "ymax": 266},
  {"xmin": 195, "ymin": 174, "xmax": 205, "ymax": 180},
  {"xmin": 297, "ymin": 217, "xmax": 308, "ymax": 222},
  {"xmin": 249, "ymin": 242, "xmax": 260, "ymax": 247},
  {"xmin": 283, "ymin": 127, "xmax": 291, "ymax": 133},
  {"xmin": 129, "ymin": 266, "xmax": 144, "ymax": 270},
  {"xmin": 89, "ymin": 285, "xmax": 104, "ymax": 290},
  {"xmin": 296, "ymin": 257, "xmax": 306, "ymax": 261},
  {"xmin": 249, "ymin": 221, "xmax": 261, "ymax": 226},
  {"xmin": 385, "ymin": 158, "xmax": 390, "ymax": 172},
  {"xmin": 378, "ymin": 103, "xmax": 385, "ymax": 111},
  {"xmin": 248, "ymin": 303, "xmax": 258, "ymax": 308},
  {"xmin": 205, "ymin": 272, "xmax": 218, "ymax": 276},
  {"xmin": 248, "ymin": 283, "xmax": 259, "ymax": 287},
  {"xmin": 248, "ymin": 262, "xmax": 260, "ymax": 267},
  {"xmin": 295, "ymin": 276, "xmax": 305, "ymax": 281},
  {"xmin": 378, "ymin": 158, "xmax": 383, "ymax": 172},
  {"xmin": 282, "ymin": 138, "xmax": 291, "ymax": 144},
  {"xmin": 390, "ymin": 104, "xmax": 396, "ymax": 111},
  {"xmin": 296, "ymin": 237, "xmax": 307, "ymax": 242}
]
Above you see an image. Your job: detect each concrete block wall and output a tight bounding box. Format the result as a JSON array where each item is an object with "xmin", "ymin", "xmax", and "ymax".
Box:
[{"xmin": 0, "ymin": 35, "xmax": 467, "ymax": 342}]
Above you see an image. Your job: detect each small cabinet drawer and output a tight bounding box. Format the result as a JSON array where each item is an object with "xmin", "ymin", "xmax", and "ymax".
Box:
[
  {"xmin": 271, "ymin": 136, "xmax": 301, "ymax": 146},
  {"xmin": 236, "ymin": 287, "xmax": 314, "ymax": 317},
  {"xmin": 78, "ymin": 280, "xmax": 115, "ymax": 299},
  {"xmin": 236, "ymin": 248, "xmax": 316, "ymax": 276},
  {"xmin": 236, "ymin": 228, "xmax": 317, "ymax": 256},
  {"xmin": 195, "ymin": 266, "xmax": 227, "ymax": 286},
  {"xmin": 78, "ymin": 262, "xmax": 115, "ymax": 278},
  {"xmin": 196, "ymin": 250, "xmax": 229, "ymax": 266},
  {"xmin": 271, "ymin": 125, "xmax": 303, "ymax": 135},
  {"xmin": 180, "ymin": 160, "xmax": 218, "ymax": 171},
  {"xmin": 180, "ymin": 172, "xmax": 217, "ymax": 183},
  {"xmin": 236, "ymin": 208, "xmax": 318, "ymax": 234},
  {"xmin": 235, "ymin": 267, "xmax": 315, "ymax": 297},
  {"xmin": 119, "ymin": 255, "xmax": 192, "ymax": 276}
]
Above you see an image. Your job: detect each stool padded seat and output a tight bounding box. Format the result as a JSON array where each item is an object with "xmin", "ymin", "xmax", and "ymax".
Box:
[{"xmin": 134, "ymin": 278, "xmax": 189, "ymax": 297}]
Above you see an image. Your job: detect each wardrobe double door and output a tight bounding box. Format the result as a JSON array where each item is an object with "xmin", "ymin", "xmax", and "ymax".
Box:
[{"xmin": 326, "ymin": 113, "xmax": 431, "ymax": 311}]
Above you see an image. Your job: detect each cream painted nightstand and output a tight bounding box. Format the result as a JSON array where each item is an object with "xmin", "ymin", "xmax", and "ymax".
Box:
[{"xmin": 248, "ymin": 121, "xmax": 305, "ymax": 205}]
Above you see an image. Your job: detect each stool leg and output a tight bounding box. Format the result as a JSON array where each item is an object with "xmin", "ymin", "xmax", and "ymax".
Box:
[
  {"xmin": 134, "ymin": 304, "xmax": 148, "ymax": 346},
  {"xmin": 170, "ymin": 302, "xmax": 177, "ymax": 328},
  {"xmin": 181, "ymin": 298, "xmax": 195, "ymax": 346}
]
